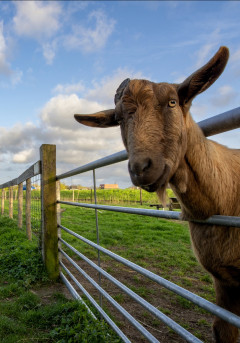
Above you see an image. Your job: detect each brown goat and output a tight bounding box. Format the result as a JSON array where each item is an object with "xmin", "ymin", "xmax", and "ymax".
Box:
[{"xmin": 74, "ymin": 47, "xmax": 240, "ymax": 343}]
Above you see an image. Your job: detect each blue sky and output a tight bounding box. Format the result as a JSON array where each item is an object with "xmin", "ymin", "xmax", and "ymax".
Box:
[{"xmin": 0, "ymin": 1, "xmax": 240, "ymax": 187}]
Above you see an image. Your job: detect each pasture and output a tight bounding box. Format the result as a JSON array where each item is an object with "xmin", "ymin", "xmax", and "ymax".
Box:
[
  {"xmin": 0, "ymin": 190, "xmax": 217, "ymax": 342},
  {"xmin": 0, "ymin": 216, "xmax": 122, "ymax": 343},
  {"xmin": 59, "ymin": 203, "xmax": 215, "ymax": 342}
]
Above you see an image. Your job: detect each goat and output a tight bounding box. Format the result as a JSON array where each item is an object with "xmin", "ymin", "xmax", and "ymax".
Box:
[{"xmin": 74, "ymin": 46, "xmax": 240, "ymax": 343}]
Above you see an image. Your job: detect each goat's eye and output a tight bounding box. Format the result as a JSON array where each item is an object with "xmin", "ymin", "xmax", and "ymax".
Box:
[{"xmin": 168, "ymin": 100, "xmax": 177, "ymax": 108}]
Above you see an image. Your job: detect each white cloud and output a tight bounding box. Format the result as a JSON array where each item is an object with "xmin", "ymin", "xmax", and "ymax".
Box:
[
  {"xmin": 40, "ymin": 94, "xmax": 103, "ymax": 131},
  {"xmin": 13, "ymin": 1, "xmax": 62, "ymax": 64},
  {"xmin": 42, "ymin": 42, "xmax": 57, "ymax": 65},
  {"xmin": 63, "ymin": 10, "xmax": 116, "ymax": 52},
  {"xmin": 13, "ymin": 149, "xmax": 35, "ymax": 163},
  {"xmin": 53, "ymin": 82, "xmax": 85, "ymax": 95},
  {"xmin": 86, "ymin": 68, "xmax": 146, "ymax": 105},
  {"xmin": 13, "ymin": 1, "xmax": 62, "ymax": 40}
]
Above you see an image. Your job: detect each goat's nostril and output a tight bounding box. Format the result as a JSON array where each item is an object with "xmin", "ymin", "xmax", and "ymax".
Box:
[
  {"xmin": 142, "ymin": 158, "xmax": 152, "ymax": 172},
  {"xmin": 129, "ymin": 158, "xmax": 152, "ymax": 177}
]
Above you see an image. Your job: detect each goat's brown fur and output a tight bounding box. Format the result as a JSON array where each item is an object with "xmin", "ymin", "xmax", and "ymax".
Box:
[{"xmin": 74, "ymin": 46, "xmax": 240, "ymax": 342}]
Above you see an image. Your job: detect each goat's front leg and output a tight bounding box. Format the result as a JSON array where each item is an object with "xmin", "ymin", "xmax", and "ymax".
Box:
[{"xmin": 213, "ymin": 279, "xmax": 240, "ymax": 343}]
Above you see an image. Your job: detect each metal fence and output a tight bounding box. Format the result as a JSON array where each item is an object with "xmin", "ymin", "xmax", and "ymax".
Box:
[
  {"xmin": 0, "ymin": 161, "xmax": 42, "ymax": 240},
  {"xmin": 56, "ymin": 107, "xmax": 240, "ymax": 342}
]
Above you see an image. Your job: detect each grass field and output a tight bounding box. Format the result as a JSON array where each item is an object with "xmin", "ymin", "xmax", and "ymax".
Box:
[
  {"xmin": 0, "ymin": 187, "xmax": 175, "ymax": 205},
  {"xmin": 0, "ymin": 192, "xmax": 216, "ymax": 342},
  {"xmin": 0, "ymin": 216, "xmax": 123, "ymax": 343}
]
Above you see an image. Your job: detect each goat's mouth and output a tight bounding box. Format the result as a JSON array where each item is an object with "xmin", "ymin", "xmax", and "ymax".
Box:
[{"xmin": 132, "ymin": 164, "xmax": 170, "ymax": 193}]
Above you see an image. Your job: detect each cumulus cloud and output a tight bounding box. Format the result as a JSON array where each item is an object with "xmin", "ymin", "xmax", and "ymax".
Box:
[
  {"xmin": 12, "ymin": 3, "xmax": 115, "ymax": 64},
  {"xmin": 53, "ymin": 82, "xmax": 85, "ymax": 95},
  {"xmin": 86, "ymin": 68, "xmax": 146, "ymax": 105},
  {"xmin": 13, "ymin": 1, "xmax": 62, "ymax": 64},
  {"xmin": 40, "ymin": 94, "xmax": 103, "ymax": 131},
  {"xmin": 13, "ymin": 149, "xmax": 36, "ymax": 163},
  {"xmin": 63, "ymin": 10, "xmax": 116, "ymax": 52},
  {"xmin": 13, "ymin": 1, "xmax": 62, "ymax": 40}
]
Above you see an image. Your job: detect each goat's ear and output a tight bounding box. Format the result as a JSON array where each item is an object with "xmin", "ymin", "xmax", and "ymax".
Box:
[
  {"xmin": 74, "ymin": 109, "xmax": 119, "ymax": 128},
  {"xmin": 177, "ymin": 46, "xmax": 229, "ymax": 106}
]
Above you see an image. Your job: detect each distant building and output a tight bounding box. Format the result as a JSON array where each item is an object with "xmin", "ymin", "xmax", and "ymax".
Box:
[{"xmin": 99, "ymin": 184, "xmax": 119, "ymax": 189}]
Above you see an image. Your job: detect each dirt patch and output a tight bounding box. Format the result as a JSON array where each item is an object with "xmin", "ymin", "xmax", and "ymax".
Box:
[{"xmin": 32, "ymin": 282, "xmax": 72, "ymax": 305}]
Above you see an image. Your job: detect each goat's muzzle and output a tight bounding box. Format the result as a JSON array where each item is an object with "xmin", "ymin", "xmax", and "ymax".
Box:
[{"xmin": 128, "ymin": 156, "xmax": 170, "ymax": 192}]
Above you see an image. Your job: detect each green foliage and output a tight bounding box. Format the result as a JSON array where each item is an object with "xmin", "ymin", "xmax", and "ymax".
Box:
[
  {"xmin": 50, "ymin": 301, "xmax": 122, "ymax": 343},
  {"xmin": 60, "ymin": 188, "xmax": 175, "ymax": 204},
  {"xmin": 0, "ymin": 217, "xmax": 47, "ymax": 285},
  {"xmin": 0, "ymin": 216, "xmax": 123, "ymax": 343}
]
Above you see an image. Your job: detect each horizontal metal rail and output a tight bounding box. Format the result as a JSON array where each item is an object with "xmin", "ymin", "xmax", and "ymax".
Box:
[
  {"xmin": 57, "ymin": 150, "xmax": 127, "ymax": 181},
  {"xmin": 59, "ymin": 224, "xmax": 240, "ymax": 329},
  {"xmin": 58, "ymin": 201, "xmax": 240, "ymax": 228},
  {"xmin": 60, "ymin": 237, "xmax": 202, "ymax": 343},
  {"xmin": 56, "ymin": 107, "xmax": 240, "ymax": 181},
  {"xmin": 60, "ymin": 265, "xmax": 131, "ymax": 343},
  {"xmin": 198, "ymin": 106, "xmax": 240, "ymax": 137},
  {"xmin": 0, "ymin": 160, "xmax": 41, "ymax": 189},
  {"xmin": 60, "ymin": 272, "xmax": 97, "ymax": 319},
  {"xmin": 60, "ymin": 250, "xmax": 160, "ymax": 343}
]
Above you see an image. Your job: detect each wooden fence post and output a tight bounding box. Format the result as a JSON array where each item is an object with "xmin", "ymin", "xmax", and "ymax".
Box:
[
  {"xmin": 18, "ymin": 183, "xmax": 23, "ymax": 229},
  {"xmin": 9, "ymin": 186, "xmax": 13, "ymax": 219},
  {"xmin": 40, "ymin": 144, "xmax": 59, "ymax": 281},
  {"xmin": 1, "ymin": 189, "xmax": 5, "ymax": 215},
  {"xmin": 26, "ymin": 178, "xmax": 32, "ymax": 240}
]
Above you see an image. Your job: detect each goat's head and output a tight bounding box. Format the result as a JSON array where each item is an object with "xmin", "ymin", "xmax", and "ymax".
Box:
[{"xmin": 74, "ymin": 47, "xmax": 229, "ymax": 197}]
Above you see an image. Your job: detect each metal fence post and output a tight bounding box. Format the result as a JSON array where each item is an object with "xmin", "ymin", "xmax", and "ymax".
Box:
[
  {"xmin": 56, "ymin": 180, "xmax": 62, "ymax": 262},
  {"xmin": 93, "ymin": 169, "xmax": 102, "ymax": 308},
  {"xmin": 26, "ymin": 178, "xmax": 32, "ymax": 240},
  {"xmin": 18, "ymin": 182, "xmax": 23, "ymax": 229},
  {"xmin": 40, "ymin": 144, "xmax": 59, "ymax": 281}
]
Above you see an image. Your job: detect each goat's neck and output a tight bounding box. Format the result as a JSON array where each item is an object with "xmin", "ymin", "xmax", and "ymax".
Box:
[{"xmin": 170, "ymin": 113, "xmax": 238, "ymax": 219}]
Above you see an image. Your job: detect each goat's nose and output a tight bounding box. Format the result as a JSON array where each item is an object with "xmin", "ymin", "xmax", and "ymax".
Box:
[{"xmin": 129, "ymin": 157, "xmax": 152, "ymax": 177}]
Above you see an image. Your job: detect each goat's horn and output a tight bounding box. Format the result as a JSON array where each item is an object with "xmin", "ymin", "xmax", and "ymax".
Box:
[{"xmin": 114, "ymin": 78, "xmax": 130, "ymax": 104}]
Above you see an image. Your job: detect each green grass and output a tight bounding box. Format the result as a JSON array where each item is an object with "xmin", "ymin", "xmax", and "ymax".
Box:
[
  {"xmin": 0, "ymin": 199, "xmax": 215, "ymax": 342},
  {"xmin": 59, "ymin": 204, "xmax": 215, "ymax": 341},
  {"xmin": 0, "ymin": 187, "xmax": 175, "ymax": 205},
  {"xmin": 60, "ymin": 204, "xmax": 209, "ymax": 284},
  {"xmin": 0, "ymin": 217, "xmax": 122, "ymax": 343}
]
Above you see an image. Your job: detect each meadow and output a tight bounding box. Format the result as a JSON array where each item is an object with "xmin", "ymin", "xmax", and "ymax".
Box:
[
  {"xmin": 0, "ymin": 216, "xmax": 122, "ymax": 343},
  {"xmin": 0, "ymin": 187, "xmax": 175, "ymax": 205},
  {"xmin": 59, "ymin": 203, "xmax": 215, "ymax": 342},
  {"xmin": 0, "ymin": 189, "xmax": 216, "ymax": 342}
]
